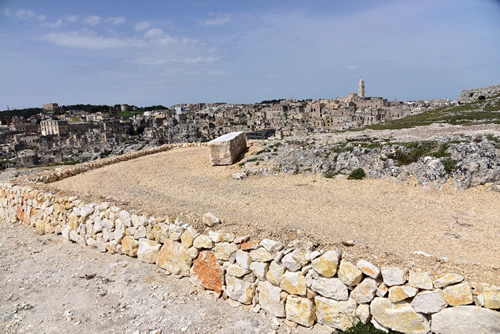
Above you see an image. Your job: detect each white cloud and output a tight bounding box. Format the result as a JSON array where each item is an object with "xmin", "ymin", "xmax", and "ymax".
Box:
[
  {"xmin": 39, "ymin": 30, "xmax": 144, "ymax": 49},
  {"xmin": 144, "ymin": 28, "xmax": 164, "ymax": 39},
  {"xmin": 134, "ymin": 21, "xmax": 150, "ymax": 32},
  {"xmin": 2, "ymin": 8, "xmax": 11, "ymax": 16},
  {"xmin": 16, "ymin": 9, "xmax": 35, "ymax": 20},
  {"xmin": 64, "ymin": 15, "xmax": 78, "ymax": 23},
  {"xmin": 43, "ymin": 19, "xmax": 63, "ymax": 28},
  {"xmin": 107, "ymin": 16, "xmax": 126, "ymax": 25},
  {"xmin": 199, "ymin": 12, "xmax": 230, "ymax": 26},
  {"xmin": 83, "ymin": 15, "xmax": 101, "ymax": 26}
]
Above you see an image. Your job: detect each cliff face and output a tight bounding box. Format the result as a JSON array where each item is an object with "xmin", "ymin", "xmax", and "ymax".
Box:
[{"xmin": 458, "ymin": 84, "xmax": 500, "ymax": 104}]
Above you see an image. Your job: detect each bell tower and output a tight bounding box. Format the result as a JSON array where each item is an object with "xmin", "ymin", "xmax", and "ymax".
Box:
[{"xmin": 358, "ymin": 77, "xmax": 365, "ymax": 98}]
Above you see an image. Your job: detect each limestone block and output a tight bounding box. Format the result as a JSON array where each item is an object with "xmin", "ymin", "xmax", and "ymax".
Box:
[
  {"xmin": 214, "ymin": 242, "xmax": 238, "ymax": 261},
  {"xmin": 291, "ymin": 249, "xmax": 309, "ymax": 267},
  {"xmin": 151, "ymin": 223, "xmax": 168, "ymax": 244},
  {"xmin": 266, "ymin": 261, "xmax": 285, "ymax": 285},
  {"xmin": 249, "ymin": 247, "xmax": 274, "ymax": 262},
  {"xmin": 121, "ymin": 236, "xmax": 139, "ymax": 257},
  {"xmin": 411, "ymin": 289, "xmax": 447, "ymax": 314},
  {"xmin": 281, "ymin": 253, "xmax": 301, "ymax": 272},
  {"xmin": 193, "ymin": 235, "xmax": 214, "ymax": 249},
  {"xmin": 258, "ymin": 281, "xmax": 285, "ymax": 318},
  {"xmin": 376, "ymin": 282, "xmax": 388, "ymax": 297},
  {"xmin": 370, "ymin": 297, "xmax": 430, "ymax": 334},
  {"xmin": 225, "ymin": 263, "xmax": 251, "ymax": 278},
  {"xmin": 202, "ymin": 212, "xmax": 220, "ymax": 227},
  {"xmin": 208, "ymin": 230, "xmax": 223, "ymax": 242},
  {"xmin": 187, "ymin": 246, "xmax": 199, "ymax": 259},
  {"xmin": 96, "ymin": 236, "xmax": 106, "ymax": 253},
  {"xmin": 114, "ymin": 219, "xmax": 126, "ymax": 243},
  {"xmin": 315, "ymin": 296, "xmax": 357, "ymax": 330},
  {"xmin": 137, "ymin": 238, "xmax": 161, "ymax": 264},
  {"xmin": 357, "ymin": 259, "xmax": 380, "ymax": 279},
  {"xmin": 208, "ymin": 131, "xmax": 247, "ymax": 166},
  {"xmin": 431, "ymin": 306, "xmax": 500, "ymax": 334},
  {"xmin": 409, "ymin": 271, "xmax": 433, "ymax": 290},
  {"xmin": 156, "ymin": 239, "xmax": 192, "ymax": 277},
  {"xmin": 310, "ymin": 277, "xmax": 348, "ymax": 301},
  {"xmin": 168, "ymin": 226, "xmax": 184, "ymax": 241},
  {"xmin": 225, "ymin": 275, "xmax": 255, "ymax": 304},
  {"xmin": 388, "ymin": 285, "xmax": 419, "ymax": 303},
  {"xmin": 61, "ymin": 225, "xmax": 72, "ymax": 241},
  {"xmin": 280, "ymin": 271, "xmax": 307, "ymax": 296},
  {"xmin": 433, "ymin": 273, "xmax": 464, "ymax": 288},
  {"xmin": 260, "ymin": 239, "xmax": 283, "ymax": 253},
  {"xmin": 249, "ymin": 261, "xmax": 269, "ymax": 281},
  {"xmin": 191, "ymin": 251, "xmax": 224, "ymax": 294},
  {"xmin": 235, "ymin": 249, "xmax": 252, "ymax": 270},
  {"xmin": 356, "ymin": 304, "xmax": 371, "ymax": 324},
  {"xmin": 311, "ymin": 250, "xmax": 340, "ymax": 278},
  {"xmin": 381, "ymin": 267, "xmax": 406, "ymax": 286},
  {"xmin": 443, "ymin": 282, "xmax": 473, "ymax": 306},
  {"xmin": 285, "ymin": 295, "xmax": 316, "ymax": 327},
  {"xmin": 180, "ymin": 227, "xmax": 197, "ymax": 248},
  {"xmin": 479, "ymin": 284, "xmax": 500, "ymax": 309},
  {"xmin": 351, "ymin": 278, "xmax": 378, "ymax": 304},
  {"xmin": 240, "ymin": 240, "xmax": 259, "ymax": 250},
  {"xmin": 338, "ymin": 260, "xmax": 363, "ymax": 287}
]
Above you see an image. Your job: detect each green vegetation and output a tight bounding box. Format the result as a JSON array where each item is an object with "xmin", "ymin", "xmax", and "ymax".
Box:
[
  {"xmin": 338, "ymin": 321, "xmax": 395, "ymax": 334},
  {"xmin": 387, "ymin": 141, "xmax": 452, "ymax": 165},
  {"xmin": 348, "ymin": 168, "xmax": 366, "ymax": 180},
  {"xmin": 441, "ymin": 158, "xmax": 458, "ymax": 174},
  {"xmin": 116, "ymin": 111, "xmax": 144, "ymax": 118}
]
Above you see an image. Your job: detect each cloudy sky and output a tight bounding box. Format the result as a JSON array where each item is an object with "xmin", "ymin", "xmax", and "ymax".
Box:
[{"xmin": 1, "ymin": 0, "xmax": 499, "ymax": 109}]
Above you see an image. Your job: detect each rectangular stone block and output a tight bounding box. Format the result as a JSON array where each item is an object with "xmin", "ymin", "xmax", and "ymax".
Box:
[{"xmin": 208, "ymin": 131, "xmax": 247, "ymax": 166}]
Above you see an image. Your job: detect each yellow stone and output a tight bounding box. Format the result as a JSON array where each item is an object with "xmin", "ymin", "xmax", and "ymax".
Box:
[
  {"xmin": 315, "ymin": 296, "xmax": 357, "ymax": 330},
  {"xmin": 311, "ymin": 250, "xmax": 340, "ymax": 278},
  {"xmin": 443, "ymin": 282, "xmax": 473, "ymax": 306},
  {"xmin": 156, "ymin": 239, "xmax": 192, "ymax": 277},
  {"xmin": 338, "ymin": 260, "xmax": 363, "ymax": 287},
  {"xmin": 370, "ymin": 297, "xmax": 430, "ymax": 334},
  {"xmin": 121, "ymin": 236, "xmax": 139, "ymax": 257},
  {"xmin": 68, "ymin": 213, "xmax": 79, "ymax": 231},
  {"xmin": 35, "ymin": 219, "xmax": 45, "ymax": 235},
  {"xmin": 389, "ymin": 285, "xmax": 418, "ymax": 302},
  {"xmin": 280, "ymin": 271, "xmax": 307, "ymax": 296},
  {"xmin": 479, "ymin": 283, "xmax": 500, "ymax": 309},
  {"xmin": 285, "ymin": 296, "xmax": 316, "ymax": 327}
]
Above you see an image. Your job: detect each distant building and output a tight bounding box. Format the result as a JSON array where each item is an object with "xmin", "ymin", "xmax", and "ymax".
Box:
[
  {"xmin": 42, "ymin": 103, "xmax": 59, "ymax": 112},
  {"xmin": 358, "ymin": 78, "xmax": 365, "ymax": 98},
  {"xmin": 40, "ymin": 119, "xmax": 69, "ymax": 136}
]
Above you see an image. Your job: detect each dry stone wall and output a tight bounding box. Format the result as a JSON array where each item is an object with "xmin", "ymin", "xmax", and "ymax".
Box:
[{"xmin": 1, "ymin": 182, "xmax": 499, "ymax": 334}]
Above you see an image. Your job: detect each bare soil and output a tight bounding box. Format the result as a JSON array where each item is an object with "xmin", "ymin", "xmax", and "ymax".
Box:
[{"xmin": 41, "ymin": 129, "xmax": 500, "ymax": 285}]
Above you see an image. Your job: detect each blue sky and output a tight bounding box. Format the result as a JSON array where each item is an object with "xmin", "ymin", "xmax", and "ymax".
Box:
[{"xmin": 0, "ymin": 0, "xmax": 499, "ymax": 109}]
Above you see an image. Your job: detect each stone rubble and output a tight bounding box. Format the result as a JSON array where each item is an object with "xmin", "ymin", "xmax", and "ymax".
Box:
[{"xmin": 1, "ymin": 182, "xmax": 499, "ymax": 334}]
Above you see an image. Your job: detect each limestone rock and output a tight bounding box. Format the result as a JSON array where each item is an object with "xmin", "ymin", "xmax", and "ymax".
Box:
[
  {"xmin": 240, "ymin": 240, "xmax": 259, "ymax": 250},
  {"xmin": 235, "ymin": 249, "xmax": 252, "ymax": 270},
  {"xmin": 280, "ymin": 271, "xmax": 307, "ymax": 296},
  {"xmin": 225, "ymin": 275, "xmax": 255, "ymax": 304},
  {"xmin": 214, "ymin": 242, "xmax": 238, "ymax": 261},
  {"xmin": 151, "ymin": 223, "xmax": 168, "ymax": 243},
  {"xmin": 370, "ymin": 297, "xmax": 430, "ymax": 334},
  {"xmin": 434, "ymin": 273, "xmax": 464, "ymax": 288},
  {"xmin": 191, "ymin": 251, "xmax": 224, "ymax": 294},
  {"xmin": 356, "ymin": 304, "xmax": 371, "ymax": 324},
  {"xmin": 249, "ymin": 247, "xmax": 274, "ymax": 262},
  {"xmin": 121, "ymin": 236, "xmax": 139, "ymax": 257},
  {"xmin": 411, "ymin": 289, "xmax": 447, "ymax": 314},
  {"xmin": 114, "ymin": 219, "xmax": 126, "ymax": 243},
  {"xmin": 409, "ymin": 271, "xmax": 433, "ymax": 290},
  {"xmin": 311, "ymin": 250, "xmax": 340, "ymax": 278},
  {"xmin": 260, "ymin": 239, "xmax": 283, "ymax": 253},
  {"xmin": 291, "ymin": 249, "xmax": 309, "ymax": 267},
  {"xmin": 443, "ymin": 282, "xmax": 473, "ymax": 306},
  {"xmin": 156, "ymin": 239, "xmax": 192, "ymax": 277},
  {"xmin": 137, "ymin": 238, "xmax": 161, "ymax": 264},
  {"xmin": 431, "ymin": 305, "xmax": 500, "ymax": 334},
  {"xmin": 281, "ymin": 253, "xmax": 302, "ymax": 272},
  {"xmin": 208, "ymin": 131, "xmax": 247, "ymax": 166},
  {"xmin": 202, "ymin": 212, "xmax": 220, "ymax": 227},
  {"xmin": 338, "ymin": 260, "xmax": 363, "ymax": 287},
  {"xmin": 388, "ymin": 285, "xmax": 418, "ymax": 303},
  {"xmin": 180, "ymin": 227, "xmax": 198, "ymax": 248},
  {"xmin": 225, "ymin": 263, "xmax": 251, "ymax": 278},
  {"xmin": 249, "ymin": 261, "xmax": 269, "ymax": 281},
  {"xmin": 381, "ymin": 267, "xmax": 406, "ymax": 286},
  {"xmin": 351, "ymin": 278, "xmax": 378, "ymax": 304},
  {"xmin": 285, "ymin": 295, "xmax": 316, "ymax": 327},
  {"xmin": 266, "ymin": 261, "xmax": 286, "ymax": 285},
  {"xmin": 310, "ymin": 277, "xmax": 348, "ymax": 300},
  {"xmin": 258, "ymin": 281, "xmax": 285, "ymax": 318},
  {"xmin": 357, "ymin": 259, "xmax": 380, "ymax": 279},
  {"xmin": 478, "ymin": 283, "xmax": 500, "ymax": 309},
  {"xmin": 193, "ymin": 235, "xmax": 214, "ymax": 249},
  {"xmin": 315, "ymin": 296, "xmax": 357, "ymax": 330}
]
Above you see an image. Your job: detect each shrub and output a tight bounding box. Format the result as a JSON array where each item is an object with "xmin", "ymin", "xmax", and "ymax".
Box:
[
  {"xmin": 441, "ymin": 158, "xmax": 458, "ymax": 174},
  {"xmin": 348, "ymin": 168, "xmax": 366, "ymax": 180},
  {"xmin": 338, "ymin": 321, "xmax": 395, "ymax": 333}
]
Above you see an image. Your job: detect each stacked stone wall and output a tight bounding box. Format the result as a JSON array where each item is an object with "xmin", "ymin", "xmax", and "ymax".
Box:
[{"xmin": 1, "ymin": 183, "xmax": 498, "ymax": 334}]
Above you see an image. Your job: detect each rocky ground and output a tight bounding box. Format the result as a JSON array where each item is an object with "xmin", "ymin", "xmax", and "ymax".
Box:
[{"xmin": 0, "ymin": 217, "xmax": 331, "ymax": 334}]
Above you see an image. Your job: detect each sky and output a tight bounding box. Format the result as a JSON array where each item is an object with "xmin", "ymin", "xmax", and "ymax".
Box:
[{"xmin": 0, "ymin": 0, "xmax": 499, "ymax": 109}]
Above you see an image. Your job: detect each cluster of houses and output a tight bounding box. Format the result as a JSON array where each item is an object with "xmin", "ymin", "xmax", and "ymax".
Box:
[{"xmin": 1, "ymin": 84, "xmax": 455, "ymax": 168}]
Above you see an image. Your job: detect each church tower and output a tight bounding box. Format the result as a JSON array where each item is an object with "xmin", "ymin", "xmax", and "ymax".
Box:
[{"xmin": 358, "ymin": 77, "xmax": 365, "ymax": 98}]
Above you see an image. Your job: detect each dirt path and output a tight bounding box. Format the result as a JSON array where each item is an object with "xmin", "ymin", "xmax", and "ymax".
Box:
[{"xmin": 45, "ymin": 145, "xmax": 500, "ymax": 285}]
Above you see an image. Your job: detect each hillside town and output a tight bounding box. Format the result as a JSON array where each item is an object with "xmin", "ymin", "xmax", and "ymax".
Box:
[{"xmin": 0, "ymin": 79, "xmax": 455, "ymax": 168}]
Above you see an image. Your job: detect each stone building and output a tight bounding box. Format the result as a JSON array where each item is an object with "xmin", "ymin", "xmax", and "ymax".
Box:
[{"xmin": 40, "ymin": 120, "xmax": 69, "ymax": 136}]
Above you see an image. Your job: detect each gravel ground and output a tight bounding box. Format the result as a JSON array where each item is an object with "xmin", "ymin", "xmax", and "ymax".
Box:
[
  {"xmin": 43, "ymin": 131, "xmax": 499, "ymax": 285},
  {"xmin": 0, "ymin": 218, "xmax": 328, "ymax": 334}
]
